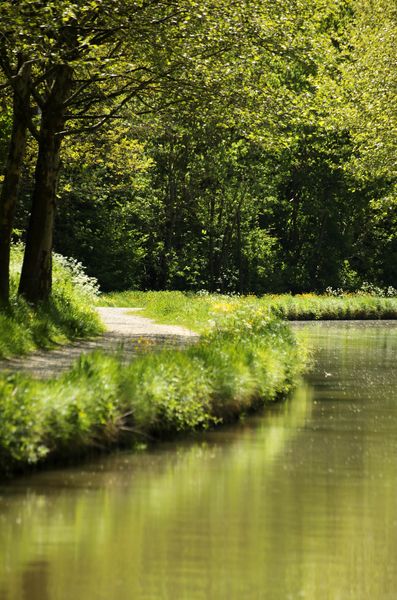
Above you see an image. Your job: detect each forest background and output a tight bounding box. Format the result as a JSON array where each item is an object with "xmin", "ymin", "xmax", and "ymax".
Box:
[{"xmin": 0, "ymin": 0, "xmax": 396, "ymax": 298}]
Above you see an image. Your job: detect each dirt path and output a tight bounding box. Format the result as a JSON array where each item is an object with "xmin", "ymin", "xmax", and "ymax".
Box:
[{"xmin": 0, "ymin": 307, "xmax": 198, "ymax": 379}]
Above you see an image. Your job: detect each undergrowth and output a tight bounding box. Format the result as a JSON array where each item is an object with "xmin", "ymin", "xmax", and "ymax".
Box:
[{"xmin": 0, "ymin": 245, "xmax": 103, "ymax": 358}]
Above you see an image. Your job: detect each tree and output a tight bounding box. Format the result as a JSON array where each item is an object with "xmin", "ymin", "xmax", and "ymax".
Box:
[
  {"xmin": 50, "ymin": 0, "xmax": 360, "ymax": 294},
  {"xmin": 0, "ymin": 61, "xmax": 32, "ymax": 304},
  {"xmin": 5, "ymin": 0, "xmax": 386, "ymax": 298},
  {"xmin": 0, "ymin": 0, "xmax": 256, "ymax": 302}
]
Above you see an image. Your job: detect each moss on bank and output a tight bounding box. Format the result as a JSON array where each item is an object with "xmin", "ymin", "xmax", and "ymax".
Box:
[
  {"xmin": 100, "ymin": 290, "xmax": 397, "ymax": 332},
  {"xmin": 0, "ymin": 308, "xmax": 305, "ymax": 477}
]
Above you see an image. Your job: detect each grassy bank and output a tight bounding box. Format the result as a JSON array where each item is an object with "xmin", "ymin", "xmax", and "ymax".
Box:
[
  {"xmin": 100, "ymin": 290, "xmax": 397, "ymax": 331},
  {"xmin": 0, "ymin": 307, "xmax": 305, "ymax": 477},
  {"xmin": 0, "ymin": 246, "xmax": 103, "ymax": 358}
]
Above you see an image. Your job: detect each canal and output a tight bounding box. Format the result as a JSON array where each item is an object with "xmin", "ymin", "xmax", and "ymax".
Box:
[{"xmin": 1, "ymin": 322, "xmax": 397, "ymax": 599}]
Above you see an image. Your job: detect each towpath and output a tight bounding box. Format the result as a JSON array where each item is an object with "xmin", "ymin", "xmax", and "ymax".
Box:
[{"xmin": 0, "ymin": 307, "xmax": 198, "ymax": 379}]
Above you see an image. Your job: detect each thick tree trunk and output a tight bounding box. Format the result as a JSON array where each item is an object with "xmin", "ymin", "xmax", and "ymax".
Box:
[
  {"xmin": 0, "ymin": 63, "xmax": 31, "ymax": 305},
  {"xmin": 19, "ymin": 65, "xmax": 72, "ymax": 303}
]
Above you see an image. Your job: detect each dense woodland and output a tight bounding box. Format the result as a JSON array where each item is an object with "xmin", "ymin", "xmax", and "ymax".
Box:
[{"xmin": 0, "ymin": 0, "xmax": 396, "ymax": 300}]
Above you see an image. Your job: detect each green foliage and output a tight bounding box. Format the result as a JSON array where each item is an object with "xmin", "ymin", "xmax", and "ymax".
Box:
[
  {"xmin": 341, "ymin": 0, "xmax": 397, "ymax": 180},
  {"xmin": 2, "ymin": 0, "xmax": 396, "ymax": 295},
  {"xmin": 0, "ymin": 104, "xmax": 12, "ymax": 174},
  {"xmin": 0, "ymin": 309, "xmax": 304, "ymax": 476},
  {"xmin": 54, "ymin": 67, "xmax": 396, "ymax": 293},
  {"xmin": 0, "ymin": 246, "xmax": 102, "ymax": 358},
  {"xmin": 55, "ymin": 129, "xmax": 155, "ymax": 290}
]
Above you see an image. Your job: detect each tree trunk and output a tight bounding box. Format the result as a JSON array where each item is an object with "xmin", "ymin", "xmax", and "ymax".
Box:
[
  {"xmin": 159, "ymin": 136, "xmax": 177, "ymax": 289},
  {"xmin": 0, "ymin": 63, "xmax": 31, "ymax": 305},
  {"xmin": 236, "ymin": 209, "xmax": 244, "ymax": 294},
  {"xmin": 19, "ymin": 65, "xmax": 72, "ymax": 303}
]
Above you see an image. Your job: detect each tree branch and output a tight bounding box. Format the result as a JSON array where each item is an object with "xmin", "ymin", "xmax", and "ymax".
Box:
[{"xmin": 58, "ymin": 89, "xmax": 143, "ymax": 136}]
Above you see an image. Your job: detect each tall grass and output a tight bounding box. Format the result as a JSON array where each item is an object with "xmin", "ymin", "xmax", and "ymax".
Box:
[
  {"xmin": 0, "ymin": 245, "xmax": 103, "ymax": 358},
  {"xmin": 0, "ymin": 307, "xmax": 305, "ymax": 477},
  {"xmin": 100, "ymin": 290, "xmax": 397, "ymax": 331}
]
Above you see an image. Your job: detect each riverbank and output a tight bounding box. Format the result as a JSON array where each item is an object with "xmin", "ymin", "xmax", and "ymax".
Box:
[
  {"xmin": 4, "ymin": 286, "xmax": 395, "ymax": 478},
  {"xmin": 100, "ymin": 290, "xmax": 397, "ymax": 331},
  {"xmin": 0, "ymin": 308, "xmax": 305, "ymax": 478}
]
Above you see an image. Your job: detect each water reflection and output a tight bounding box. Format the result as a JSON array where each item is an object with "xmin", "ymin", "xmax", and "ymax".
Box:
[{"xmin": 1, "ymin": 322, "xmax": 397, "ymax": 599}]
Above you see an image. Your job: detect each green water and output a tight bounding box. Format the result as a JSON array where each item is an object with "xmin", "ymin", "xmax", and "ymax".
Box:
[{"xmin": 1, "ymin": 322, "xmax": 397, "ymax": 600}]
